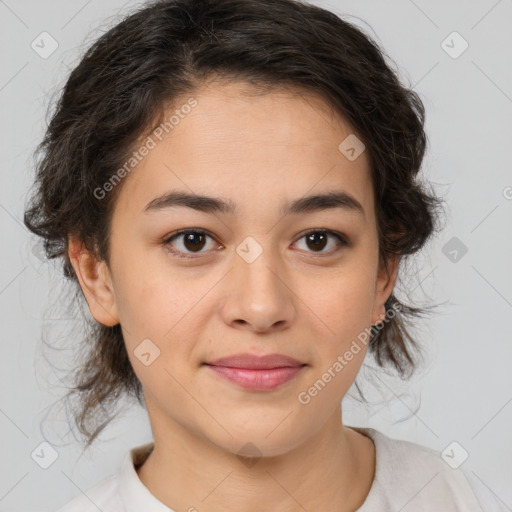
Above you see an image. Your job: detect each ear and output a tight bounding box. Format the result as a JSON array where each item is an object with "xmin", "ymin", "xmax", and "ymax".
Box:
[
  {"xmin": 372, "ymin": 253, "xmax": 400, "ymax": 325},
  {"xmin": 67, "ymin": 236, "xmax": 120, "ymax": 326}
]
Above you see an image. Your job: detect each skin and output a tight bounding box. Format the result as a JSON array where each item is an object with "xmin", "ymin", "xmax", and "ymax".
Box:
[{"xmin": 68, "ymin": 79, "xmax": 399, "ymax": 512}]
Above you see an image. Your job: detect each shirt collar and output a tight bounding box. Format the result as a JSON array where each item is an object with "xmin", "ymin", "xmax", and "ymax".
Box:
[
  {"xmin": 118, "ymin": 441, "xmax": 175, "ymax": 511},
  {"xmin": 351, "ymin": 427, "xmax": 389, "ymax": 510}
]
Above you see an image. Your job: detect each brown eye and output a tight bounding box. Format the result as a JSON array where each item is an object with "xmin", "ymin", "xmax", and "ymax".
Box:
[
  {"xmin": 294, "ymin": 230, "xmax": 348, "ymax": 254},
  {"xmin": 163, "ymin": 229, "xmax": 219, "ymax": 259}
]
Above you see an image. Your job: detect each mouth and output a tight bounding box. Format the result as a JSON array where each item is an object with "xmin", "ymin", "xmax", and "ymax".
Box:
[
  {"xmin": 203, "ymin": 353, "xmax": 307, "ymax": 391},
  {"xmin": 204, "ymin": 352, "xmax": 305, "ymax": 369}
]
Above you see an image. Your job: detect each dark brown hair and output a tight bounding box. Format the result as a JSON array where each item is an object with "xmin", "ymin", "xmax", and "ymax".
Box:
[{"xmin": 24, "ymin": 0, "xmax": 444, "ymax": 448}]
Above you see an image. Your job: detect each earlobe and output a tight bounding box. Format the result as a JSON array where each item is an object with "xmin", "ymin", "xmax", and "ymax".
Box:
[{"xmin": 68, "ymin": 236, "xmax": 120, "ymax": 327}]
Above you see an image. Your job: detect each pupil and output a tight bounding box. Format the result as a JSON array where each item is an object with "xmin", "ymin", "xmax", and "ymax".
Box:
[{"xmin": 307, "ymin": 232, "xmax": 327, "ymax": 251}]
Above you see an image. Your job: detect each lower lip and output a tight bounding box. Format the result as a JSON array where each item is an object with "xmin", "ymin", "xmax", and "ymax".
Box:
[{"xmin": 205, "ymin": 365, "xmax": 305, "ymax": 391}]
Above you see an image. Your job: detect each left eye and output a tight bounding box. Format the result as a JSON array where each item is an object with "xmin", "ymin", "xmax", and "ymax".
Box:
[
  {"xmin": 293, "ymin": 230, "xmax": 347, "ymax": 254},
  {"xmin": 163, "ymin": 229, "xmax": 348, "ymax": 259}
]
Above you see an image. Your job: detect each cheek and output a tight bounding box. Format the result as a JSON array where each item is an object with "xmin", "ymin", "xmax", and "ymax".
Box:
[
  {"xmin": 114, "ymin": 267, "xmax": 209, "ymax": 381},
  {"xmin": 300, "ymin": 266, "xmax": 375, "ymax": 388},
  {"xmin": 309, "ymin": 270, "xmax": 375, "ymax": 334},
  {"xmin": 111, "ymin": 249, "xmax": 180, "ymax": 328}
]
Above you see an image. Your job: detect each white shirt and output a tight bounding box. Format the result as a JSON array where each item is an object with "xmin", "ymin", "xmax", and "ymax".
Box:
[{"xmin": 56, "ymin": 427, "xmax": 491, "ymax": 511}]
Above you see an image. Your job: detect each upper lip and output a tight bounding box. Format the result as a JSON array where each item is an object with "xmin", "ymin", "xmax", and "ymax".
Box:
[{"xmin": 205, "ymin": 353, "xmax": 305, "ymax": 370}]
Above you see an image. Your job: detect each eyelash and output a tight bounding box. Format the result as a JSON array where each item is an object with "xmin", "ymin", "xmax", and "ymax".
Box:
[{"xmin": 162, "ymin": 228, "xmax": 349, "ymax": 259}]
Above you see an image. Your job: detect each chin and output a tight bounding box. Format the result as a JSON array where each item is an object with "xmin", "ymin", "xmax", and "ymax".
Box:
[{"xmin": 208, "ymin": 420, "xmax": 309, "ymax": 460}]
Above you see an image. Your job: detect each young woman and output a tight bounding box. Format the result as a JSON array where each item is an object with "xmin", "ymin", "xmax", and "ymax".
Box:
[{"xmin": 24, "ymin": 0, "xmax": 489, "ymax": 510}]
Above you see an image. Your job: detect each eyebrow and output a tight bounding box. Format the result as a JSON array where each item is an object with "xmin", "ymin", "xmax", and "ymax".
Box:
[{"xmin": 144, "ymin": 190, "xmax": 365, "ymax": 219}]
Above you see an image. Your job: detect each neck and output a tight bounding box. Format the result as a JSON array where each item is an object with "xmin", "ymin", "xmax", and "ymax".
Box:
[{"xmin": 136, "ymin": 406, "xmax": 375, "ymax": 512}]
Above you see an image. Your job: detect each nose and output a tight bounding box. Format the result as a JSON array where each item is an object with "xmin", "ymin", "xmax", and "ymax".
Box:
[{"xmin": 219, "ymin": 246, "xmax": 296, "ymax": 333}]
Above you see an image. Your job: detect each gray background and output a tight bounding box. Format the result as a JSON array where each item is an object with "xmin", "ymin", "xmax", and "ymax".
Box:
[{"xmin": 1, "ymin": 0, "xmax": 511, "ymax": 510}]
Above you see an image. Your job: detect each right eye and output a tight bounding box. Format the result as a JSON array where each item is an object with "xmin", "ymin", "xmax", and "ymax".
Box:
[{"xmin": 162, "ymin": 228, "xmax": 222, "ymax": 259}]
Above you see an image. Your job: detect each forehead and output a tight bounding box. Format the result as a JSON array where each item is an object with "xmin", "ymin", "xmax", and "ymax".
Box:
[{"xmin": 112, "ymin": 80, "xmax": 374, "ymax": 224}]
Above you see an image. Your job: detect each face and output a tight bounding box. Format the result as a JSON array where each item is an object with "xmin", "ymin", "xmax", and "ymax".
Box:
[{"xmin": 69, "ymin": 80, "xmax": 398, "ymax": 457}]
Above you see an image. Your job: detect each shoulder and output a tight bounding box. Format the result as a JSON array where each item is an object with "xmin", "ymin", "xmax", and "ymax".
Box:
[
  {"xmin": 54, "ymin": 442, "xmax": 155, "ymax": 512},
  {"xmin": 354, "ymin": 427, "xmax": 485, "ymax": 512},
  {"xmin": 55, "ymin": 472, "xmax": 120, "ymax": 512}
]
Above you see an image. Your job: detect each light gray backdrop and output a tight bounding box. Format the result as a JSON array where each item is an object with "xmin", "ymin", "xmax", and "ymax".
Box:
[{"xmin": 1, "ymin": 0, "xmax": 511, "ymax": 511}]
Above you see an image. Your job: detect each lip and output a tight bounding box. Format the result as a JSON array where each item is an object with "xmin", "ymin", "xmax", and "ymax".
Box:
[
  {"xmin": 203, "ymin": 353, "xmax": 306, "ymax": 391},
  {"xmin": 205, "ymin": 353, "xmax": 304, "ymax": 370}
]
